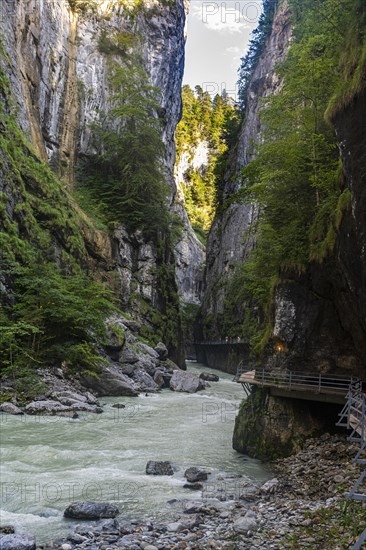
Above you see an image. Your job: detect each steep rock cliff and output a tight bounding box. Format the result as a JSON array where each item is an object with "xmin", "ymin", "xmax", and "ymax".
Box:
[
  {"xmin": 195, "ymin": 0, "xmax": 365, "ymax": 457},
  {"xmin": 0, "ymin": 0, "xmax": 202, "ymax": 365},
  {"xmin": 174, "ymin": 140, "xmax": 207, "ymax": 306},
  {"xmin": 200, "ymin": 0, "xmax": 292, "ymax": 341},
  {"xmin": 233, "ymin": 82, "xmax": 366, "ymax": 454},
  {"xmin": 229, "ymin": 2, "xmax": 366, "ymax": 458},
  {"xmin": 268, "ymin": 89, "xmax": 366, "ymax": 380}
]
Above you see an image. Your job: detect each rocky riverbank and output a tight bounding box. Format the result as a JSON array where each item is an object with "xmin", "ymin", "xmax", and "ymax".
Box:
[
  {"xmin": 0, "ymin": 317, "xmax": 212, "ymax": 416},
  {"xmin": 2, "ymin": 433, "xmax": 363, "ymax": 550}
]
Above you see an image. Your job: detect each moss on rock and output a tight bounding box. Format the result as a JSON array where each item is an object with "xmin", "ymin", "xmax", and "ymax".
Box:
[{"xmin": 233, "ymin": 387, "xmax": 341, "ymax": 461}]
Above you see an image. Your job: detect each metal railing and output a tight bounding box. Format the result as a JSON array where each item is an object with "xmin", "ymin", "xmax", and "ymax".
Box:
[
  {"xmin": 233, "ymin": 363, "xmax": 248, "ymax": 381},
  {"xmin": 336, "ymin": 380, "xmax": 366, "ymax": 549},
  {"xmin": 235, "ymin": 370, "xmax": 365, "ymax": 547},
  {"xmin": 194, "ymin": 338, "xmax": 249, "ymax": 346},
  {"xmin": 237, "ymin": 367, "xmax": 355, "ymax": 395}
]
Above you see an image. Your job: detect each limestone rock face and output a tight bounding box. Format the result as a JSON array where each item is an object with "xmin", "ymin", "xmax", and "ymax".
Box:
[
  {"xmin": 270, "ymin": 90, "xmax": 366, "ymax": 378},
  {"xmin": 0, "ymin": 0, "xmax": 201, "ymax": 364},
  {"xmin": 201, "ymin": 0, "xmax": 366, "ymax": 380},
  {"xmin": 201, "ymin": 1, "xmax": 292, "ymax": 339},
  {"xmin": 232, "ymin": 387, "xmax": 340, "ymax": 460},
  {"xmin": 131, "ymin": 369, "xmax": 159, "ymax": 393},
  {"xmin": 174, "ymin": 142, "xmax": 206, "ymax": 306}
]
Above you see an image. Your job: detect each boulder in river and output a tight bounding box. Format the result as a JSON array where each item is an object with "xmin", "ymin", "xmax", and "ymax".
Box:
[
  {"xmin": 169, "ymin": 371, "xmax": 205, "ymax": 393},
  {"xmin": 64, "ymin": 501, "xmax": 119, "ymax": 520},
  {"xmin": 25, "ymin": 400, "xmax": 70, "ymax": 415},
  {"xmin": 183, "ymin": 482, "xmax": 203, "ymax": 490},
  {"xmin": 146, "ymin": 460, "xmax": 174, "ymax": 475},
  {"xmin": 0, "ymin": 534, "xmax": 36, "ymax": 550},
  {"xmin": 184, "ymin": 467, "xmax": 208, "ymax": 482},
  {"xmin": 0, "ymin": 402, "xmax": 24, "ymax": 415},
  {"xmin": 52, "ymin": 390, "xmax": 87, "ymax": 403},
  {"xmin": 25, "ymin": 399, "xmax": 101, "ymax": 415},
  {"xmin": 0, "ymin": 527, "xmax": 15, "ymax": 534},
  {"xmin": 199, "ymin": 372, "xmax": 219, "ymax": 382}
]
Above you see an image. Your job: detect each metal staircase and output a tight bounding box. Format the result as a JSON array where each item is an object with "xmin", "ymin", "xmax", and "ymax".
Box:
[{"xmin": 336, "ymin": 380, "xmax": 366, "ymax": 549}]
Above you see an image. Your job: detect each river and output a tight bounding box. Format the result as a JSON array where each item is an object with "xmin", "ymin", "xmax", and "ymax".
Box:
[{"xmin": 0, "ymin": 362, "xmax": 270, "ymax": 543}]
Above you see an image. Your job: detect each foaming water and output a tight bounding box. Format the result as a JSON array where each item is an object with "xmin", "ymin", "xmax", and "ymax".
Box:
[{"xmin": 0, "ymin": 362, "xmax": 270, "ymax": 543}]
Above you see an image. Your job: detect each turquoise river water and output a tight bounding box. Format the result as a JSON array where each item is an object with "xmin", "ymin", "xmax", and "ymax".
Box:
[{"xmin": 0, "ymin": 362, "xmax": 270, "ymax": 543}]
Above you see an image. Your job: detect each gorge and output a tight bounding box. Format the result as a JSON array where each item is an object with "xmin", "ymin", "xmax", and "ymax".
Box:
[{"xmin": 0, "ymin": 0, "xmax": 366, "ymax": 547}]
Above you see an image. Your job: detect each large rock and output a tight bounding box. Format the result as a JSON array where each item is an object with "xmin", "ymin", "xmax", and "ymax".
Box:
[
  {"xmin": 184, "ymin": 467, "xmax": 208, "ymax": 483},
  {"xmin": 154, "ymin": 342, "xmax": 168, "ymax": 360},
  {"xmin": 137, "ymin": 343, "xmax": 159, "ymax": 360},
  {"xmin": 153, "ymin": 370, "xmax": 165, "ymax": 388},
  {"xmin": 105, "ymin": 321, "xmax": 126, "ymax": 361},
  {"xmin": 199, "ymin": 372, "xmax": 219, "ymax": 382},
  {"xmin": 0, "ymin": 534, "xmax": 36, "ymax": 550},
  {"xmin": 119, "ymin": 364, "xmax": 135, "ymax": 376},
  {"xmin": 52, "ymin": 391, "xmax": 87, "ymax": 403},
  {"xmin": 131, "ymin": 369, "xmax": 159, "ymax": 393},
  {"xmin": 183, "ymin": 482, "xmax": 203, "ymax": 490},
  {"xmin": 64, "ymin": 502, "xmax": 119, "ymax": 520},
  {"xmin": 0, "ymin": 527, "xmax": 15, "ymax": 535},
  {"xmin": 233, "ymin": 511, "xmax": 258, "ymax": 534},
  {"xmin": 121, "ymin": 319, "xmax": 141, "ymax": 333},
  {"xmin": 25, "ymin": 399, "xmax": 101, "ymax": 415},
  {"xmin": 119, "ymin": 348, "xmax": 139, "ymax": 365},
  {"xmin": 169, "ymin": 371, "xmax": 205, "ymax": 393},
  {"xmin": 25, "ymin": 400, "xmax": 70, "ymax": 415},
  {"xmin": 146, "ymin": 461, "xmax": 174, "ymax": 476},
  {"xmin": 260, "ymin": 478, "xmax": 279, "ymax": 494},
  {"xmin": 69, "ymin": 402, "xmax": 103, "ymax": 413},
  {"xmin": 135, "ymin": 356, "xmax": 158, "ymax": 376},
  {"xmin": 80, "ymin": 365, "xmax": 138, "ymax": 397},
  {"xmin": 0, "ymin": 402, "xmax": 24, "ymax": 415}
]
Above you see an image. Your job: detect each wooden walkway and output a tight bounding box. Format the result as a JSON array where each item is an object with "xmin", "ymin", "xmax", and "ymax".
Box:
[{"xmin": 236, "ymin": 368, "xmax": 354, "ymax": 405}]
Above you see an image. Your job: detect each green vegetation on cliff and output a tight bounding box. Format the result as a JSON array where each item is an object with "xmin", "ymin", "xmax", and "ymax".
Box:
[
  {"xmin": 222, "ymin": 0, "xmax": 365, "ymax": 351},
  {"xmin": 0, "ymin": 52, "xmax": 114, "ymax": 384},
  {"xmin": 175, "ymin": 85, "xmax": 240, "ymax": 241},
  {"xmin": 78, "ymin": 30, "xmax": 183, "ymax": 361},
  {"xmin": 78, "ymin": 34, "xmax": 170, "ymax": 237}
]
